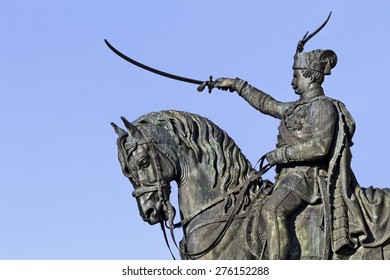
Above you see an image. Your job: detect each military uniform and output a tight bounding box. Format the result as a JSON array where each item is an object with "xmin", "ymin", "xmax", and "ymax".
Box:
[
  {"xmin": 237, "ymin": 85, "xmax": 338, "ymax": 204},
  {"xmin": 227, "ymin": 49, "xmax": 340, "ymax": 259}
]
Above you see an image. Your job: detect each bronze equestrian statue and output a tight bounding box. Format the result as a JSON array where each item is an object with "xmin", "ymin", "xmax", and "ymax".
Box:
[{"xmin": 110, "ymin": 14, "xmax": 390, "ymax": 259}]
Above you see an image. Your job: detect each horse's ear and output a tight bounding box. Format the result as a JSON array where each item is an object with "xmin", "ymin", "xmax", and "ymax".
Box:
[
  {"xmin": 111, "ymin": 122, "xmax": 128, "ymax": 137},
  {"xmin": 121, "ymin": 116, "xmax": 143, "ymax": 138}
]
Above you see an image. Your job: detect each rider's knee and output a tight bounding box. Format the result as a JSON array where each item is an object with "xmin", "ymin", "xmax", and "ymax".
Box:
[
  {"xmin": 261, "ymin": 203, "xmax": 277, "ymax": 221},
  {"xmin": 261, "ymin": 202, "xmax": 287, "ymax": 222}
]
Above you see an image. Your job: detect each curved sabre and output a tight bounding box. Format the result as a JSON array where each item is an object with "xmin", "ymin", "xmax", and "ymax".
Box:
[{"xmin": 104, "ymin": 39, "xmax": 214, "ymax": 92}]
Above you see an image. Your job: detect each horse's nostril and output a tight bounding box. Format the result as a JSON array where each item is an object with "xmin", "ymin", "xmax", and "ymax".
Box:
[{"xmin": 145, "ymin": 208, "xmax": 154, "ymax": 219}]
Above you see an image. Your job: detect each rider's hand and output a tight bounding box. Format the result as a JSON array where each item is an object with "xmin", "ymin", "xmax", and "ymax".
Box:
[
  {"xmin": 266, "ymin": 147, "xmax": 291, "ymax": 166},
  {"xmin": 265, "ymin": 150, "xmax": 278, "ymax": 167},
  {"xmin": 214, "ymin": 78, "xmax": 235, "ymax": 92}
]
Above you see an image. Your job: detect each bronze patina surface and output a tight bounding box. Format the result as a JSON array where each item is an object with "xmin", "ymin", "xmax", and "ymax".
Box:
[{"xmin": 111, "ymin": 14, "xmax": 390, "ymax": 259}]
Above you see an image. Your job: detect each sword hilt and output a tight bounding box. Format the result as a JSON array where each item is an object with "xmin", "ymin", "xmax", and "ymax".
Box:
[{"xmin": 197, "ymin": 76, "xmax": 215, "ymax": 93}]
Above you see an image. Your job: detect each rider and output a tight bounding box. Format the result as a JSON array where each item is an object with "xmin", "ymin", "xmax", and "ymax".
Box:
[{"xmin": 212, "ymin": 44, "xmax": 357, "ymax": 259}]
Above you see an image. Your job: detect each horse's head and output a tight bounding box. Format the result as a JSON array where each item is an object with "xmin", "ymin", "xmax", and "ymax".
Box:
[{"xmin": 111, "ymin": 116, "xmax": 177, "ymax": 225}]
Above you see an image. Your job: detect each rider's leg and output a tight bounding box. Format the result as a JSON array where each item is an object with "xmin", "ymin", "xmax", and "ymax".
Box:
[{"xmin": 261, "ymin": 187, "xmax": 304, "ymax": 259}]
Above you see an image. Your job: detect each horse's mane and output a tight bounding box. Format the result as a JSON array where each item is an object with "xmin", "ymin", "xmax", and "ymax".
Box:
[{"xmin": 133, "ymin": 110, "xmax": 254, "ymax": 197}]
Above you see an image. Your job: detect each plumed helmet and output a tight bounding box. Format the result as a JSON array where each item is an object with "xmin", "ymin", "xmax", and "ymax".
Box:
[
  {"xmin": 293, "ymin": 12, "xmax": 336, "ymax": 75},
  {"xmin": 293, "ymin": 49, "xmax": 337, "ymax": 75}
]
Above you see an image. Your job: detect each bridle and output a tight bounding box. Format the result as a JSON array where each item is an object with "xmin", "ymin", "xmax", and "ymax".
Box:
[
  {"xmin": 125, "ymin": 135, "xmax": 271, "ymax": 259},
  {"xmin": 128, "ymin": 137, "xmax": 172, "ymax": 203},
  {"xmin": 125, "ymin": 136, "xmax": 173, "ymax": 217},
  {"xmin": 124, "ymin": 135, "xmax": 178, "ymax": 259}
]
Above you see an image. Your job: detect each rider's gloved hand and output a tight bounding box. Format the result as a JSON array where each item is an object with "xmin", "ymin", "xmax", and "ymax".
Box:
[
  {"xmin": 265, "ymin": 147, "xmax": 290, "ymax": 166},
  {"xmin": 265, "ymin": 150, "xmax": 279, "ymax": 166},
  {"xmin": 214, "ymin": 78, "xmax": 235, "ymax": 92}
]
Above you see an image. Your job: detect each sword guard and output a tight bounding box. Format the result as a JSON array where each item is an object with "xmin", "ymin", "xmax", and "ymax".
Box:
[{"xmin": 197, "ymin": 76, "xmax": 215, "ymax": 93}]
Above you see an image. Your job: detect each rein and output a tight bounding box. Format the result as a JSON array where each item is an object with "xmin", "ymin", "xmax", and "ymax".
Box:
[{"xmin": 164, "ymin": 156, "xmax": 271, "ymax": 259}]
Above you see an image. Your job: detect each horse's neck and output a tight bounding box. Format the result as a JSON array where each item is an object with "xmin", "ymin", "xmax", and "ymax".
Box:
[{"xmin": 176, "ymin": 155, "xmax": 224, "ymax": 219}]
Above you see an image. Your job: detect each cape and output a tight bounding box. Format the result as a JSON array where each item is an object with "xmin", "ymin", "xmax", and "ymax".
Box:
[{"xmin": 327, "ymin": 98, "xmax": 390, "ymax": 252}]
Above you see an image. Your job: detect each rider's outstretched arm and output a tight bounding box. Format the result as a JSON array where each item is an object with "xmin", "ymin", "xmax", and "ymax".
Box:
[{"xmin": 214, "ymin": 77, "xmax": 289, "ymax": 120}]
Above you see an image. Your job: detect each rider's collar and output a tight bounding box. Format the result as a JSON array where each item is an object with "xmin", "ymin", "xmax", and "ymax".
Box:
[{"xmin": 299, "ymin": 87, "xmax": 324, "ymax": 101}]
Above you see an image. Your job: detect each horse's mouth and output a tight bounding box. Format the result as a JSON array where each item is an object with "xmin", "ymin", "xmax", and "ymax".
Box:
[{"xmin": 144, "ymin": 207, "xmax": 163, "ymax": 225}]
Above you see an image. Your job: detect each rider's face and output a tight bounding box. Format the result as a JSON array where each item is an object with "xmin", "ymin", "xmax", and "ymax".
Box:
[{"xmin": 291, "ymin": 69, "xmax": 312, "ymax": 95}]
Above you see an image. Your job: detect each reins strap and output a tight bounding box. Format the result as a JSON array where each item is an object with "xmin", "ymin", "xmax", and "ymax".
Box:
[
  {"xmin": 171, "ymin": 168, "xmax": 269, "ymax": 259},
  {"xmin": 178, "ymin": 165, "xmax": 270, "ymax": 228},
  {"xmin": 162, "ymin": 158, "xmax": 272, "ymax": 259},
  {"xmin": 160, "ymin": 221, "xmax": 177, "ymax": 260},
  {"xmin": 167, "ymin": 201, "xmax": 183, "ymax": 256}
]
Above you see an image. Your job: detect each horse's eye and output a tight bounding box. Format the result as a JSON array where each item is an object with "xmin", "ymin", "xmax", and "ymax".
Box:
[{"xmin": 139, "ymin": 157, "xmax": 150, "ymax": 168}]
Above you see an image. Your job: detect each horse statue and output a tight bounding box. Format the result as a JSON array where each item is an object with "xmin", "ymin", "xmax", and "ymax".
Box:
[{"xmin": 112, "ymin": 110, "xmax": 390, "ymax": 260}]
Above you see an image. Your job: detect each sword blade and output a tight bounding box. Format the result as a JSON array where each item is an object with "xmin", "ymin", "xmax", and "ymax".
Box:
[{"xmin": 105, "ymin": 39, "xmax": 204, "ymax": 85}]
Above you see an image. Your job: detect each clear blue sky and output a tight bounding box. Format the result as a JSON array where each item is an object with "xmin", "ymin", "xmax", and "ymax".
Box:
[{"xmin": 1, "ymin": 1, "xmax": 390, "ymax": 260}]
